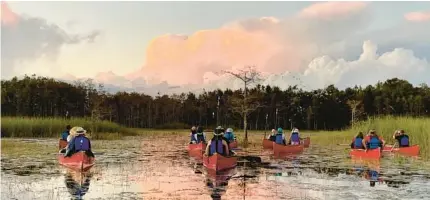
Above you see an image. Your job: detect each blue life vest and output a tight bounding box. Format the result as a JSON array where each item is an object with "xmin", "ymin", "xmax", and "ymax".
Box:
[
  {"xmin": 291, "ymin": 132, "xmax": 300, "ymax": 143},
  {"xmin": 400, "ymin": 135, "xmax": 409, "ymax": 146},
  {"xmin": 368, "ymin": 136, "xmax": 381, "ymax": 149},
  {"xmin": 74, "ymin": 135, "xmax": 90, "ymax": 151},
  {"xmin": 196, "ymin": 133, "xmax": 205, "ymax": 143},
  {"xmin": 369, "ymin": 170, "xmax": 379, "ymax": 181},
  {"xmin": 354, "ymin": 138, "xmax": 363, "ymax": 149},
  {"xmin": 210, "ymin": 139, "xmax": 224, "ymax": 155},
  {"xmin": 275, "ymin": 133, "xmax": 284, "ymax": 144},
  {"xmin": 61, "ymin": 130, "xmax": 69, "ymax": 141},
  {"xmin": 190, "ymin": 133, "xmax": 197, "ymax": 142},
  {"xmin": 224, "ymin": 132, "xmax": 234, "ymax": 141}
]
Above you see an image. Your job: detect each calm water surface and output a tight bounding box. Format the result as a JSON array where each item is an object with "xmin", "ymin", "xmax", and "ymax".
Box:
[{"xmin": 2, "ymin": 136, "xmax": 430, "ymax": 200}]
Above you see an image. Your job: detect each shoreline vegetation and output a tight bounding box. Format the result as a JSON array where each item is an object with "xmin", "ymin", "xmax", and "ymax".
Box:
[{"xmin": 1, "ymin": 116, "xmax": 429, "ymax": 159}]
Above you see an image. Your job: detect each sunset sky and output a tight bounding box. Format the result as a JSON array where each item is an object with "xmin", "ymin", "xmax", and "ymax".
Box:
[{"xmin": 2, "ymin": 1, "xmax": 430, "ymax": 95}]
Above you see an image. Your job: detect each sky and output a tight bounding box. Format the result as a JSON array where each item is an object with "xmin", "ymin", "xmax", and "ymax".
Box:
[{"xmin": 1, "ymin": 1, "xmax": 430, "ymax": 95}]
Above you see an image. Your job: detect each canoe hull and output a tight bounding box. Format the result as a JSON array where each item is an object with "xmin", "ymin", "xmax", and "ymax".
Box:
[
  {"xmin": 262, "ymin": 139, "xmax": 273, "ymax": 149},
  {"xmin": 203, "ymin": 153, "xmax": 237, "ymax": 171},
  {"xmin": 58, "ymin": 151, "xmax": 95, "ymax": 171},
  {"xmin": 229, "ymin": 141, "xmax": 238, "ymax": 149},
  {"xmin": 350, "ymin": 148, "xmax": 381, "ymax": 159},
  {"xmin": 273, "ymin": 143, "xmax": 304, "ymax": 155},
  {"xmin": 383, "ymin": 145, "xmax": 420, "ymax": 156},
  {"xmin": 188, "ymin": 142, "xmax": 206, "ymax": 158},
  {"xmin": 303, "ymin": 137, "xmax": 310, "ymax": 148},
  {"xmin": 59, "ymin": 139, "xmax": 68, "ymax": 150}
]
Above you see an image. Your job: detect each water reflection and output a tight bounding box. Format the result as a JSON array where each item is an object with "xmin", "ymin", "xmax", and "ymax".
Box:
[
  {"xmin": 64, "ymin": 169, "xmax": 93, "ymax": 199},
  {"xmin": 205, "ymin": 169, "xmax": 235, "ymax": 200}
]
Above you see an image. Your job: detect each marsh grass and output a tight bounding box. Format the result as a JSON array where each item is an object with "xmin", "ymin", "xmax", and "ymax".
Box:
[
  {"xmin": 1, "ymin": 117, "xmax": 137, "ymax": 139},
  {"xmin": 1, "ymin": 139, "xmax": 53, "ymax": 158}
]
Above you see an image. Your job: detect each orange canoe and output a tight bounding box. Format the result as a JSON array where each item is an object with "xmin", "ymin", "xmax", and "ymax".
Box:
[
  {"xmin": 383, "ymin": 145, "xmax": 420, "ymax": 156},
  {"xmin": 59, "ymin": 139, "xmax": 68, "ymax": 150},
  {"xmin": 58, "ymin": 151, "xmax": 95, "ymax": 171},
  {"xmin": 273, "ymin": 143, "xmax": 304, "ymax": 155},
  {"xmin": 350, "ymin": 148, "xmax": 381, "ymax": 159},
  {"xmin": 188, "ymin": 142, "xmax": 206, "ymax": 158},
  {"xmin": 303, "ymin": 137, "xmax": 310, "ymax": 148},
  {"xmin": 229, "ymin": 141, "xmax": 238, "ymax": 149},
  {"xmin": 203, "ymin": 153, "xmax": 237, "ymax": 171},
  {"xmin": 262, "ymin": 139, "xmax": 274, "ymax": 149}
]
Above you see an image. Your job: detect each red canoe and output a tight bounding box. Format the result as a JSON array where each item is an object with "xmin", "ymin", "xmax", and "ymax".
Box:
[
  {"xmin": 262, "ymin": 139, "xmax": 274, "ymax": 149},
  {"xmin": 58, "ymin": 151, "xmax": 95, "ymax": 171},
  {"xmin": 188, "ymin": 142, "xmax": 206, "ymax": 158},
  {"xmin": 203, "ymin": 153, "xmax": 237, "ymax": 171},
  {"xmin": 383, "ymin": 145, "xmax": 420, "ymax": 156},
  {"xmin": 303, "ymin": 137, "xmax": 310, "ymax": 148},
  {"xmin": 229, "ymin": 141, "xmax": 238, "ymax": 149},
  {"xmin": 59, "ymin": 139, "xmax": 68, "ymax": 150},
  {"xmin": 273, "ymin": 143, "xmax": 304, "ymax": 155},
  {"xmin": 350, "ymin": 148, "xmax": 381, "ymax": 159}
]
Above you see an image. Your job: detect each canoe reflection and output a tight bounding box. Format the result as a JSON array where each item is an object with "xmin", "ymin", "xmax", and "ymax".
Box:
[
  {"xmin": 205, "ymin": 168, "xmax": 236, "ymax": 200},
  {"xmin": 64, "ymin": 169, "xmax": 93, "ymax": 200}
]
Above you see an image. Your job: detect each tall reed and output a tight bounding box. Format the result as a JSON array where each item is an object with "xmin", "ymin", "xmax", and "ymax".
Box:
[{"xmin": 0, "ymin": 117, "xmax": 137, "ymax": 139}]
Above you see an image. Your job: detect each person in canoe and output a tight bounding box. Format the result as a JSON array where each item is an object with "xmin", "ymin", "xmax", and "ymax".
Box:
[
  {"xmin": 205, "ymin": 126, "xmax": 230, "ymax": 156},
  {"xmin": 195, "ymin": 126, "xmax": 207, "ymax": 143},
  {"xmin": 65, "ymin": 127, "xmax": 95, "ymax": 157},
  {"xmin": 350, "ymin": 132, "xmax": 365, "ymax": 149},
  {"xmin": 189, "ymin": 126, "xmax": 198, "ymax": 144},
  {"xmin": 61, "ymin": 125, "xmax": 72, "ymax": 141},
  {"xmin": 274, "ymin": 128, "xmax": 287, "ymax": 145},
  {"xmin": 288, "ymin": 128, "xmax": 302, "ymax": 145},
  {"xmin": 267, "ymin": 129, "xmax": 276, "ymax": 141},
  {"xmin": 224, "ymin": 128, "xmax": 236, "ymax": 143},
  {"xmin": 393, "ymin": 129, "xmax": 410, "ymax": 147},
  {"xmin": 362, "ymin": 130, "xmax": 385, "ymax": 152}
]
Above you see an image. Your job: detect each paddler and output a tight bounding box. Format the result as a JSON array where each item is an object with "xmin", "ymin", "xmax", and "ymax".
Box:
[
  {"xmin": 288, "ymin": 128, "xmax": 302, "ymax": 145},
  {"xmin": 195, "ymin": 126, "xmax": 206, "ymax": 143},
  {"xmin": 350, "ymin": 132, "xmax": 365, "ymax": 149},
  {"xmin": 205, "ymin": 126, "xmax": 230, "ymax": 156},
  {"xmin": 267, "ymin": 129, "xmax": 276, "ymax": 141},
  {"xmin": 393, "ymin": 129, "xmax": 410, "ymax": 147},
  {"xmin": 362, "ymin": 130, "xmax": 385, "ymax": 152},
  {"xmin": 274, "ymin": 127, "xmax": 287, "ymax": 145},
  {"xmin": 189, "ymin": 126, "xmax": 198, "ymax": 144},
  {"xmin": 65, "ymin": 127, "xmax": 94, "ymax": 157},
  {"xmin": 224, "ymin": 128, "xmax": 236, "ymax": 143},
  {"xmin": 61, "ymin": 125, "xmax": 72, "ymax": 141}
]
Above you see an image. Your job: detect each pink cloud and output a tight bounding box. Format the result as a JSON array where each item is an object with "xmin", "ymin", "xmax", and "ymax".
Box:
[
  {"xmin": 404, "ymin": 11, "xmax": 430, "ymax": 22},
  {"xmin": 1, "ymin": 2, "xmax": 19, "ymax": 26},
  {"xmin": 298, "ymin": 1, "xmax": 368, "ymax": 20}
]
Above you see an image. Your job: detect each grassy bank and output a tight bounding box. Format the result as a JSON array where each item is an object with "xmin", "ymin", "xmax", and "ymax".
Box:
[
  {"xmin": 1, "ymin": 117, "xmax": 137, "ymax": 140},
  {"xmin": 309, "ymin": 116, "xmax": 430, "ymax": 160}
]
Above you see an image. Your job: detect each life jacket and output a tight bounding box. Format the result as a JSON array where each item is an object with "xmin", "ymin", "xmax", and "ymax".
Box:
[
  {"xmin": 190, "ymin": 132, "xmax": 197, "ymax": 142},
  {"xmin": 291, "ymin": 132, "xmax": 300, "ymax": 143},
  {"xmin": 74, "ymin": 135, "xmax": 90, "ymax": 151},
  {"xmin": 354, "ymin": 138, "xmax": 363, "ymax": 149},
  {"xmin": 369, "ymin": 170, "xmax": 379, "ymax": 181},
  {"xmin": 224, "ymin": 132, "xmax": 234, "ymax": 141},
  {"xmin": 210, "ymin": 137, "xmax": 224, "ymax": 155},
  {"xmin": 367, "ymin": 136, "xmax": 381, "ymax": 149},
  {"xmin": 269, "ymin": 135, "xmax": 276, "ymax": 141},
  {"xmin": 196, "ymin": 132, "xmax": 205, "ymax": 143},
  {"xmin": 399, "ymin": 135, "xmax": 409, "ymax": 147},
  {"xmin": 275, "ymin": 133, "xmax": 284, "ymax": 144},
  {"xmin": 61, "ymin": 130, "xmax": 69, "ymax": 141}
]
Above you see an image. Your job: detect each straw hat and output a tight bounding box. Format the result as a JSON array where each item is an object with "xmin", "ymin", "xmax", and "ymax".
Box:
[{"xmin": 70, "ymin": 126, "xmax": 86, "ymax": 136}]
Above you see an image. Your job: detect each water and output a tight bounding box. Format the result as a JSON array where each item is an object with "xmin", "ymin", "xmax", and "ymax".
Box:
[{"xmin": 2, "ymin": 136, "xmax": 430, "ymax": 200}]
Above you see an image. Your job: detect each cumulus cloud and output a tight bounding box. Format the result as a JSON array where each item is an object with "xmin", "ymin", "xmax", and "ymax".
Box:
[
  {"xmin": 404, "ymin": 11, "xmax": 430, "ymax": 22},
  {"xmin": 1, "ymin": 2, "xmax": 101, "ymax": 79}
]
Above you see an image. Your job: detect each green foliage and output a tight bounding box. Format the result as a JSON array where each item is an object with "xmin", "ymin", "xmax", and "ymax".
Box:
[
  {"xmin": 0, "ymin": 117, "xmax": 137, "ymax": 139},
  {"xmin": 2, "ymin": 75, "xmax": 430, "ymax": 131}
]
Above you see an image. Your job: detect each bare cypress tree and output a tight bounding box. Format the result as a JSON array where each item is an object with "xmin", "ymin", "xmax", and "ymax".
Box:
[{"xmin": 223, "ymin": 66, "xmax": 262, "ymax": 143}]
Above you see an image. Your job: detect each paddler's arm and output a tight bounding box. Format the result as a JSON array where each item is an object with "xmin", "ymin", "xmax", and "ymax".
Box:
[
  {"xmin": 223, "ymin": 140, "xmax": 230, "ymax": 154},
  {"xmin": 362, "ymin": 139, "xmax": 367, "ymax": 150},
  {"xmin": 204, "ymin": 143, "xmax": 210, "ymax": 155}
]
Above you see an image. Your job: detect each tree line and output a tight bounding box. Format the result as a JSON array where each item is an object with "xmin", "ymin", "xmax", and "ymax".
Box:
[{"xmin": 2, "ymin": 74, "xmax": 430, "ymax": 131}]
